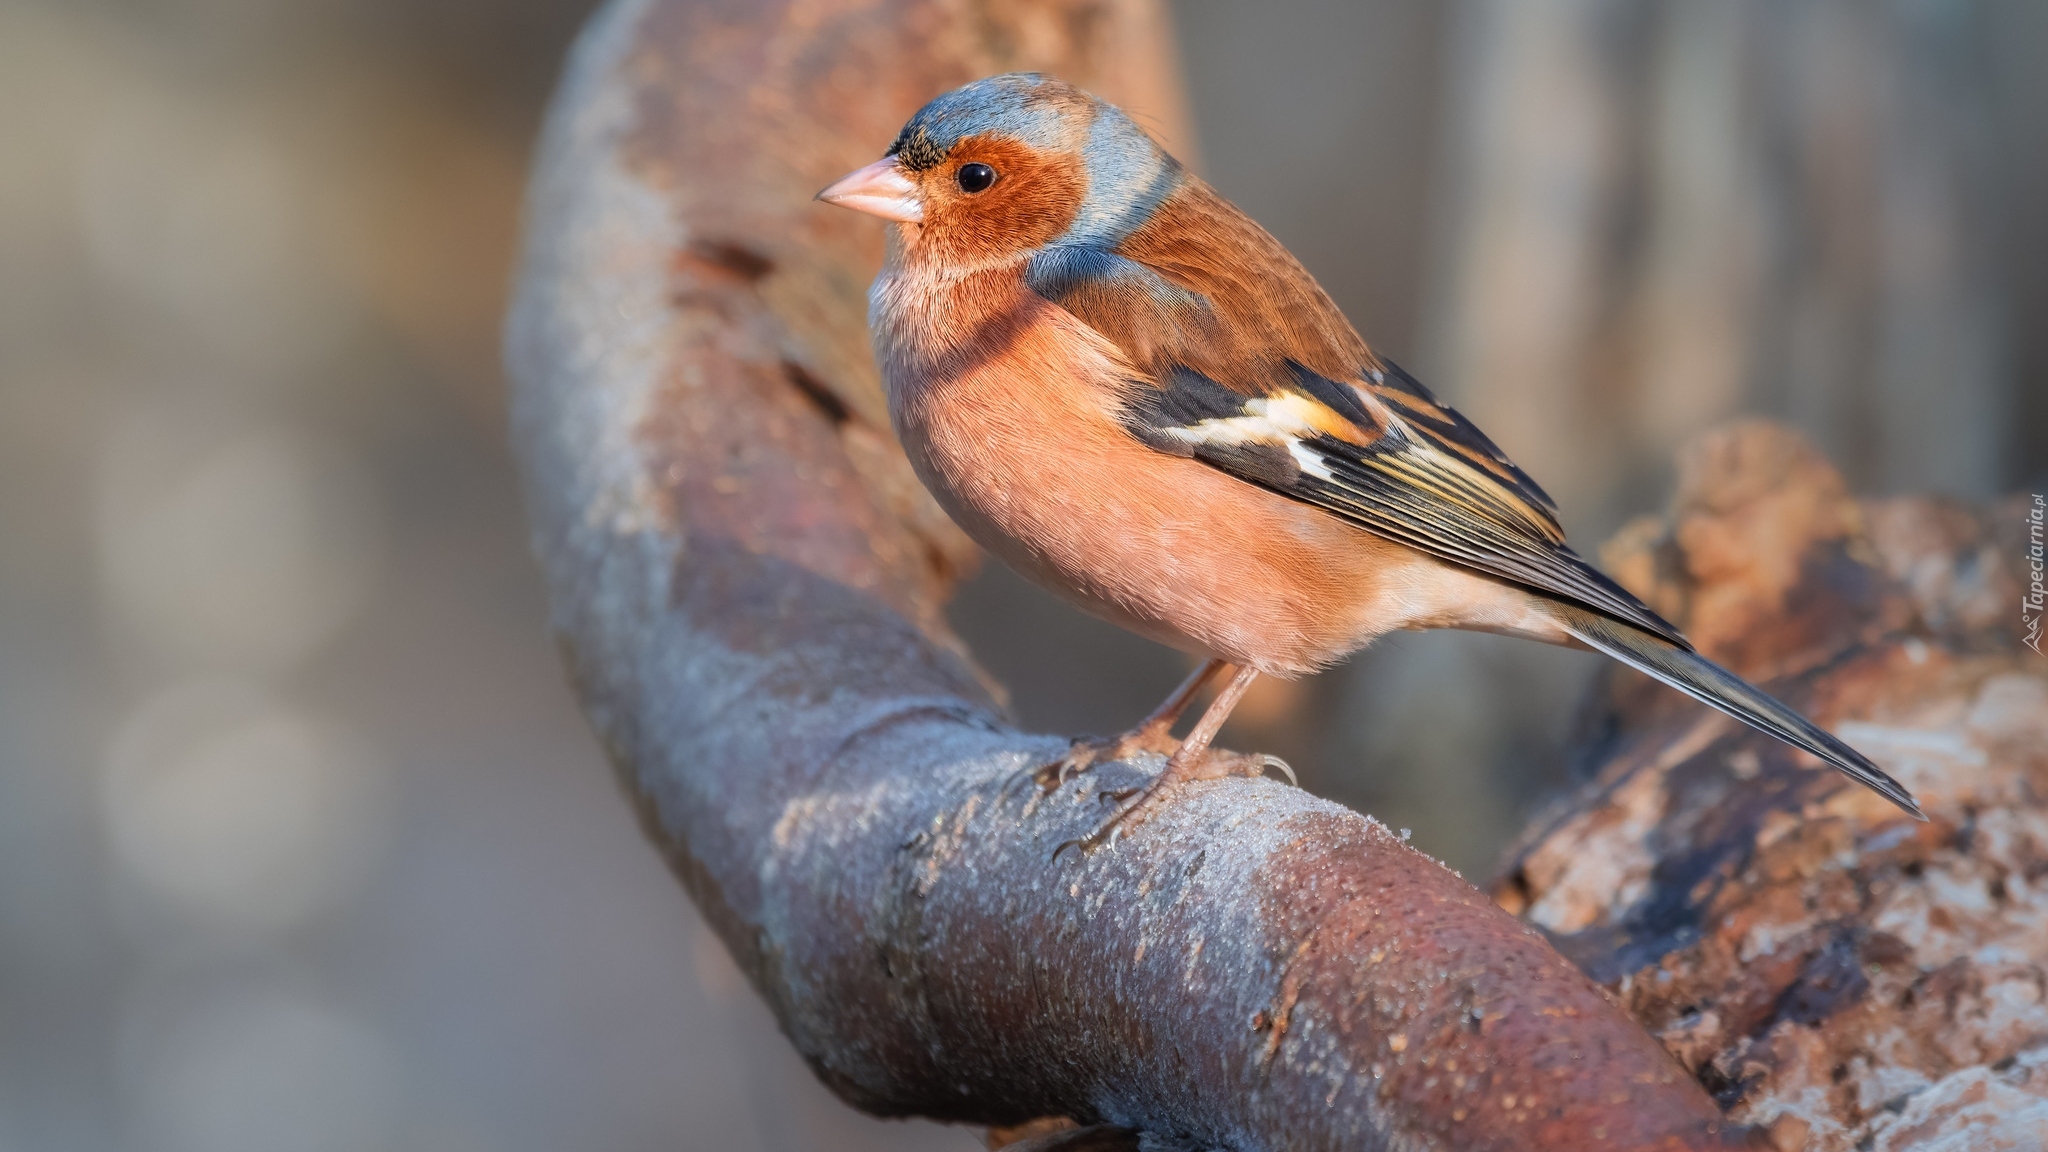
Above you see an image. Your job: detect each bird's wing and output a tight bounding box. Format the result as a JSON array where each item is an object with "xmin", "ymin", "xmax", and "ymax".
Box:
[{"xmin": 1024, "ymin": 183, "xmax": 1690, "ymax": 649}]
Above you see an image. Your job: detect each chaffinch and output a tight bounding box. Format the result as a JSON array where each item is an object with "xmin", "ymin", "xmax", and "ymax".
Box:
[{"xmin": 818, "ymin": 73, "xmax": 1922, "ymax": 846}]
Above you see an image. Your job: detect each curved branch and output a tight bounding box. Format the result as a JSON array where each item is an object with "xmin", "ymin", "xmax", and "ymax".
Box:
[{"xmin": 505, "ymin": 1, "xmax": 1752, "ymax": 1148}]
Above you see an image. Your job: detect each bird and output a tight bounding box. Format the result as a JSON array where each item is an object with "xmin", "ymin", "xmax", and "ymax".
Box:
[{"xmin": 815, "ymin": 73, "xmax": 1924, "ymax": 848}]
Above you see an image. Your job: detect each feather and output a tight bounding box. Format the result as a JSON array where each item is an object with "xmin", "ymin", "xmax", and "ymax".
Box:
[
  {"xmin": 848, "ymin": 75, "xmax": 1917, "ymax": 822},
  {"xmin": 1553, "ymin": 604, "xmax": 1924, "ymax": 819},
  {"xmin": 1037, "ymin": 180, "xmax": 1687, "ymax": 647},
  {"xmin": 1120, "ymin": 363, "xmax": 1690, "ymax": 647}
]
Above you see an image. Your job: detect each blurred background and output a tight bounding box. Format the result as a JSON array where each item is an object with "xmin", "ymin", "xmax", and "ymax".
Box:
[{"xmin": 0, "ymin": 1, "xmax": 2041, "ymax": 1149}]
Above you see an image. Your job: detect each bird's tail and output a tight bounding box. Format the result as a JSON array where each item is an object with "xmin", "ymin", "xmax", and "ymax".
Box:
[{"xmin": 1551, "ymin": 603, "xmax": 1925, "ymax": 820}]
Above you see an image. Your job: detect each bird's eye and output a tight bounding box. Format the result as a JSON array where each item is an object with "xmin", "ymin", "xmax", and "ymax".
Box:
[{"xmin": 956, "ymin": 163, "xmax": 997, "ymax": 194}]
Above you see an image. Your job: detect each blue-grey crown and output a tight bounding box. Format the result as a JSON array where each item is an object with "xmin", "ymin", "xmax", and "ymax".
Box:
[
  {"xmin": 887, "ymin": 73, "xmax": 1183, "ymax": 248},
  {"xmin": 887, "ymin": 73, "xmax": 1066, "ymax": 170}
]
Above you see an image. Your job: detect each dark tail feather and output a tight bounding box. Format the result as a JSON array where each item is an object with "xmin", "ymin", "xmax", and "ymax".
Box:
[{"xmin": 1554, "ymin": 604, "xmax": 1925, "ymax": 820}]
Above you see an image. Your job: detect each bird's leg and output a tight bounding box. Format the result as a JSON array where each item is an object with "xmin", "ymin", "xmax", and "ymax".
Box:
[
  {"xmin": 1038, "ymin": 658, "xmax": 1230, "ymax": 790},
  {"xmin": 1066, "ymin": 664, "xmax": 1264, "ymax": 852}
]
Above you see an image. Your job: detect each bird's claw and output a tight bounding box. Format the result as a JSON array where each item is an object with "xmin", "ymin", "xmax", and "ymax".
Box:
[
  {"xmin": 1045, "ymin": 749, "xmax": 1293, "ymax": 861},
  {"xmin": 1034, "ymin": 726, "xmax": 1177, "ymax": 793},
  {"xmin": 1184, "ymin": 749, "xmax": 1296, "ymax": 786},
  {"xmin": 1052, "ymin": 779, "xmax": 1170, "ymax": 859},
  {"xmin": 1034, "ymin": 740, "xmax": 1097, "ymax": 793}
]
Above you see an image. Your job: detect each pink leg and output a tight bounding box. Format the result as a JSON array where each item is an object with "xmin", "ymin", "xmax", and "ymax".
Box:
[
  {"xmin": 1067, "ymin": 664, "xmax": 1264, "ymax": 852},
  {"xmin": 1134, "ymin": 658, "xmax": 1232, "ymax": 735},
  {"xmin": 1151, "ymin": 664, "xmax": 1261, "ymax": 789},
  {"xmin": 1043, "ymin": 659, "xmax": 1231, "ymax": 788}
]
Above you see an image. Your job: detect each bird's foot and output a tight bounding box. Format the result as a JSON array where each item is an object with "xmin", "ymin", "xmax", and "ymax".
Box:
[
  {"xmin": 1051, "ymin": 747, "xmax": 1295, "ymax": 858},
  {"xmin": 1034, "ymin": 723, "xmax": 1181, "ymax": 793},
  {"xmin": 1058, "ymin": 774, "xmax": 1178, "ymax": 856},
  {"xmin": 1189, "ymin": 749, "xmax": 1297, "ymax": 787}
]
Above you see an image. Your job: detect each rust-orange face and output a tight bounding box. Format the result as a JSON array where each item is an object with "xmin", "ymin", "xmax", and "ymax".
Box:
[
  {"xmin": 818, "ymin": 134, "xmax": 1084, "ymax": 268},
  {"xmin": 816, "ymin": 73, "xmax": 1174, "ymax": 267}
]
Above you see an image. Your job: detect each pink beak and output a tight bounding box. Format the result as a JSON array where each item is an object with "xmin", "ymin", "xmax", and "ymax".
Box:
[{"xmin": 815, "ymin": 158, "xmax": 923, "ymax": 224}]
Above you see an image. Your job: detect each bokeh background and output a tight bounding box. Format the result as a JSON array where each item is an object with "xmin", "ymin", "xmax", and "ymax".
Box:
[{"xmin": 2, "ymin": 1, "xmax": 2043, "ymax": 1149}]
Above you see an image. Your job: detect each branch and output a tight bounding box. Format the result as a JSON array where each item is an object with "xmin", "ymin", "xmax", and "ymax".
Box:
[
  {"xmin": 505, "ymin": 1, "xmax": 1752, "ymax": 1147},
  {"xmin": 1493, "ymin": 422, "xmax": 2048, "ymax": 1151}
]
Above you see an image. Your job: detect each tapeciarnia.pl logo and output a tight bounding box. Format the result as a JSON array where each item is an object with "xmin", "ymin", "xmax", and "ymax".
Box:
[{"xmin": 2027, "ymin": 494, "xmax": 2045, "ymax": 654}]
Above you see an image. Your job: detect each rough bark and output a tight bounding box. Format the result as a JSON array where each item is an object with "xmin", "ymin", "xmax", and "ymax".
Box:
[
  {"xmin": 505, "ymin": 0, "xmax": 1753, "ymax": 1148},
  {"xmin": 1493, "ymin": 421, "xmax": 2048, "ymax": 1151}
]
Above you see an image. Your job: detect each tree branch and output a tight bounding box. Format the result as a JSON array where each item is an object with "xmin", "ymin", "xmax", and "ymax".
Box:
[
  {"xmin": 1493, "ymin": 423, "xmax": 2048, "ymax": 1151},
  {"xmin": 505, "ymin": 1, "xmax": 1753, "ymax": 1147}
]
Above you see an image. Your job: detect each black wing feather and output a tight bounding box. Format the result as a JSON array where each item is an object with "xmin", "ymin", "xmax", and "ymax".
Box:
[{"xmin": 1126, "ymin": 365, "xmax": 1692, "ymax": 650}]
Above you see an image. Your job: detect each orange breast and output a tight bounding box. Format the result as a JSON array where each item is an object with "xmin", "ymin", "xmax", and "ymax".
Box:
[{"xmin": 878, "ymin": 272, "xmax": 1420, "ymax": 675}]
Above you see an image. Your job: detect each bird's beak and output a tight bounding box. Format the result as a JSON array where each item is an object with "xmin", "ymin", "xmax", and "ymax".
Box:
[{"xmin": 815, "ymin": 158, "xmax": 923, "ymax": 224}]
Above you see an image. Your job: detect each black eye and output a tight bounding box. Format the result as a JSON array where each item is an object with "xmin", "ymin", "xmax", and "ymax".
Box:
[{"xmin": 956, "ymin": 163, "xmax": 997, "ymax": 193}]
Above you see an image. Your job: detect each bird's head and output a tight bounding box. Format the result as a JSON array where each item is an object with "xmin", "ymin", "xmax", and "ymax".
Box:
[{"xmin": 816, "ymin": 73, "xmax": 1180, "ymax": 264}]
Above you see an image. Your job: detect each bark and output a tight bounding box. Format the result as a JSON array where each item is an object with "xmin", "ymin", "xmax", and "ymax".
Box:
[
  {"xmin": 1493, "ymin": 421, "xmax": 2048, "ymax": 1151},
  {"xmin": 504, "ymin": 0, "xmax": 1752, "ymax": 1148}
]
